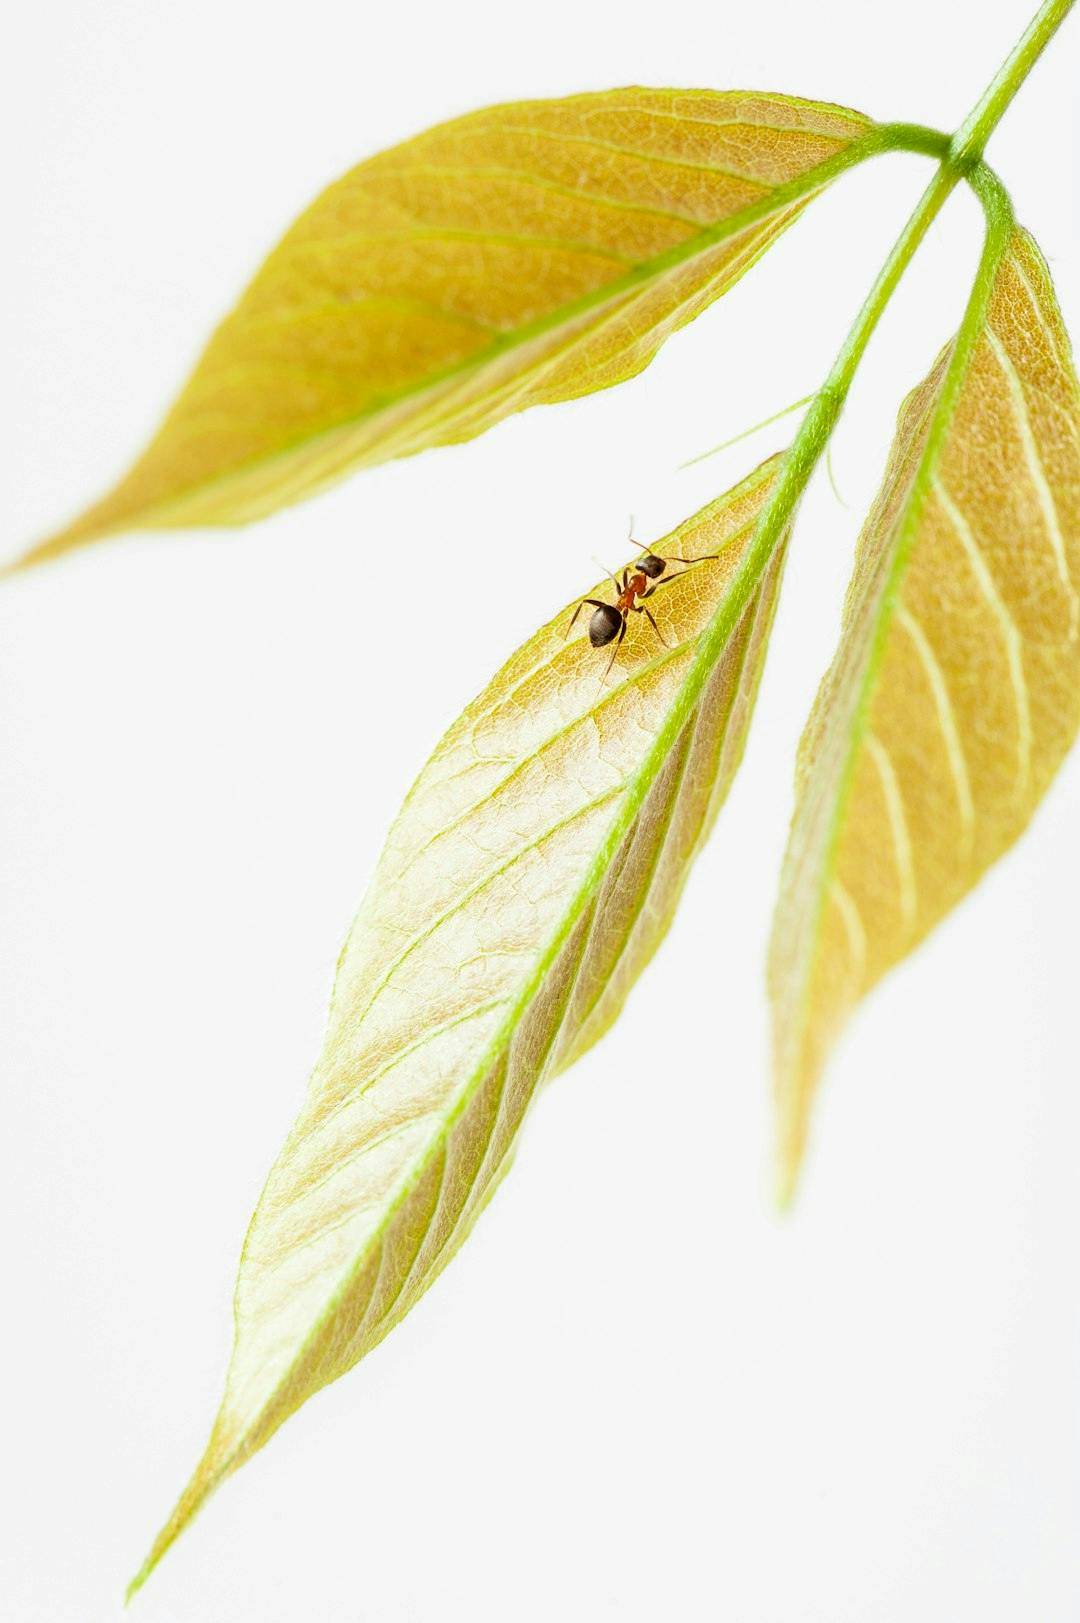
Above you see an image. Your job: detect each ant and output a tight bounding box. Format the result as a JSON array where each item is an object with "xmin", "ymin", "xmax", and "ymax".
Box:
[{"xmin": 565, "ymin": 529, "xmax": 720, "ymax": 682}]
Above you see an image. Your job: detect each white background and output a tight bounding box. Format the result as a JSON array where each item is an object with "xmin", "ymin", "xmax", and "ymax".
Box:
[{"xmin": 3, "ymin": 1, "xmax": 1080, "ymax": 1618}]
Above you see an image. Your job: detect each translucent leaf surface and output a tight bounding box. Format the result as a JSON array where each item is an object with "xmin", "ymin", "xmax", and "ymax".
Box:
[
  {"xmin": 129, "ymin": 457, "xmax": 788, "ymax": 1591},
  {"xmin": 769, "ymin": 227, "xmax": 1080, "ymax": 1196},
  {"xmin": 24, "ymin": 90, "xmax": 875, "ymax": 566}
]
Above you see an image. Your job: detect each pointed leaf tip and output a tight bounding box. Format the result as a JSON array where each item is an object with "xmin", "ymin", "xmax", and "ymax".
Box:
[{"xmin": 128, "ymin": 1423, "xmax": 236, "ymax": 1599}]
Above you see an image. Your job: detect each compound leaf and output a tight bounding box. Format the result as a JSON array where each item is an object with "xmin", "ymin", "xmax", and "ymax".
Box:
[
  {"xmin": 23, "ymin": 90, "xmax": 876, "ymax": 567},
  {"xmin": 130, "ymin": 455, "xmax": 790, "ymax": 1592},
  {"xmin": 769, "ymin": 226, "xmax": 1080, "ymax": 1197}
]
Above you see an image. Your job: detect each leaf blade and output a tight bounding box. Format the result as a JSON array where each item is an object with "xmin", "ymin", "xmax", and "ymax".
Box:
[
  {"xmin": 769, "ymin": 224, "xmax": 1080, "ymax": 1196},
  {"xmin": 24, "ymin": 90, "xmax": 876, "ymax": 566},
  {"xmin": 131, "ymin": 455, "xmax": 790, "ymax": 1591}
]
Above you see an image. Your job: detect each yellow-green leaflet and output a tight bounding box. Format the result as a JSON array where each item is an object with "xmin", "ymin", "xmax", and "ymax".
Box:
[
  {"xmin": 130, "ymin": 456, "xmax": 789, "ymax": 1592},
  {"xmin": 769, "ymin": 226, "xmax": 1080, "ymax": 1197},
  {"xmin": 23, "ymin": 90, "xmax": 874, "ymax": 568}
]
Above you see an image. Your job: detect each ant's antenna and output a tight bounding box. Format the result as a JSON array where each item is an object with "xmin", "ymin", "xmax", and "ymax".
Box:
[{"xmin": 626, "ymin": 513, "xmax": 650, "ymax": 566}]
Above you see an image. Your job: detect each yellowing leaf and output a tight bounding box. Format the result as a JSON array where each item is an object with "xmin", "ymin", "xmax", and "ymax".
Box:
[
  {"xmin": 23, "ymin": 90, "xmax": 876, "ymax": 567},
  {"xmin": 130, "ymin": 457, "xmax": 789, "ymax": 1592},
  {"xmin": 769, "ymin": 225, "xmax": 1080, "ymax": 1197}
]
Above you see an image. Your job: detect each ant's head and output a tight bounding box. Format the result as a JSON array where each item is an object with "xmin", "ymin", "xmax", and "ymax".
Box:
[
  {"xmin": 639, "ymin": 553, "xmax": 666, "ymax": 580},
  {"xmin": 588, "ymin": 603, "xmax": 623, "ymax": 647}
]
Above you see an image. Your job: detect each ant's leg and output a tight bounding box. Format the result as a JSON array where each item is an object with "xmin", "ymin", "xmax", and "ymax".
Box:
[
  {"xmin": 643, "ymin": 564, "xmax": 718, "ymax": 596},
  {"xmin": 640, "ymin": 604, "xmax": 670, "ymax": 648},
  {"xmin": 601, "ymin": 619, "xmax": 627, "ymax": 684},
  {"xmin": 565, "ymin": 598, "xmax": 611, "ymax": 637},
  {"xmin": 564, "ymin": 600, "xmax": 587, "ymax": 638}
]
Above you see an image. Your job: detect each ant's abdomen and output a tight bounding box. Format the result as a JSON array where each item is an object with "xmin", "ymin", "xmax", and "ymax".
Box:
[{"xmin": 588, "ymin": 604, "xmax": 622, "ymax": 647}]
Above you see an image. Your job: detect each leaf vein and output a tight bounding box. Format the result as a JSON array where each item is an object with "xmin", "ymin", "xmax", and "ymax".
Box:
[
  {"xmin": 453, "ymin": 121, "xmax": 780, "ymax": 186},
  {"xmin": 984, "ymin": 325, "xmax": 1080, "ymax": 640},
  {"xmin": 360, "ymin": 786, "xmax": 624, "ymax": 1028},
  {"xmin": 308, "ymin": 996, "xmax": 509, "ymax": 1146},
  {"xmin": 865, "ymin": 733, "xmax": 918, "ymax": 930},
  {"xmin": 575, "ymin": 103, "xmax": 861, "ymax": 140},
  {"xmin": 359, "ymin": 1141, "xmax": 449, "ymax": 1343},
  {"xmin": 563, "ymin": 676, "xmax": 705, "ymax": 1043},
  {"xmin": 931, "ymin": 473, "xmax": 1032, "ymax": 795},
  {"xmin": 1007, "ymin": 251, "xmax": 1069, "ymax": 371},
  {"xmin": 894, "ymin": 605, "xmax": 975, "ymax": 862},
  {"xmin": 238, "ymin": 292, "xmax": 501, "ymax": 338},
  {"xmin": 332, "ymin": 167, "xmax": 702, "ymax": 227},
  {"xmin": 286, "ymin": 220, "xmax": 635, "ymax": 266},
  {"xmin": 396, "ymin": 638, "xmax": 694, "ymax": 876},
  {"xmin": 830, "ymin": 880, "xmax": 868, "ymax": 988}
]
